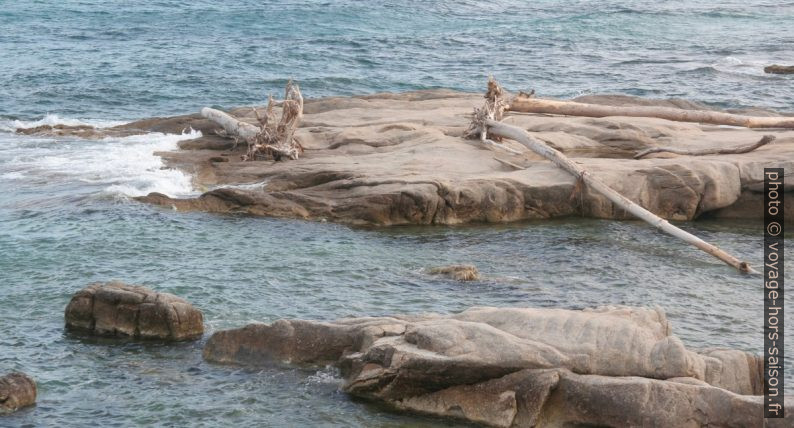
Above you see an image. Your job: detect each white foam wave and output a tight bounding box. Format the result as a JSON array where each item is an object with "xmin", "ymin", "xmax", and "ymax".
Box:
[
  {"xmin": 0, "ymin": 114, "xmax": 128, "ymax": 133},
  {"xmin": 711, "ymin": 56, "xmax": 772, "ymax": 77},
  {"xmin": 0, "ymin": 128, "xmax": 202, "ymax": 198}
]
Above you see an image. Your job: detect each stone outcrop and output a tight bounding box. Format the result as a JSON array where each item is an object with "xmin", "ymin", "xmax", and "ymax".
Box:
[
  {"xmin": 14, "ymin": 91, "xmax": 792, "ymax": 226},
  {"xmin": 427, "ymin": 264, "xmax": 480, "ymax": 281},
  {"xmin": 203, "ymin": 305, "xmax": 789, "ymax": 427},
  {"xmin": 765, "ymin": 64, "xmax": 794, "ymax": 75},
  {"xmin": 121, "ymin": 91, "xmax": 793, "ymax": 226},
  {"xmin": 0, "ymin": 372, "xmax": 36, "ymax": 415},
  {"xmin": 65, "ymin": 281, "xmax": 204, "ymax": 341}
]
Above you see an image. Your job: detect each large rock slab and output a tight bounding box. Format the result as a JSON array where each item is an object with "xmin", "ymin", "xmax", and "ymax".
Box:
[
  {"xmin": 65, "ymin": 281, "xmax": 204, "ymax": 341},
  {"xmin": 203, "ymin": 306, "xmax": 787, "ymax": 426},
  {"xmin": 0, "ymin": 372, "xmax": 36, "ymax": 415},
  {"xmin": 117, "ymin": 91, "xmax": 794, "ymax": 225}
]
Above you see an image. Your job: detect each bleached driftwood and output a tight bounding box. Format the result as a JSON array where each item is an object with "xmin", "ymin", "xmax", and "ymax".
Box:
[
  {"xmin": 468, "ymin": 79, "xmax": 755, "ymax": 273},
  {"xmin": 201, "ymin": 80, "xmax": 304, "ymax": 161},
  {"xmin": 634, "ymin": 135, "xmax": 775, "ymax": 159},
  {"xmin": 201, "ymin": 107, "xmax": 260, "ymax": 140},
  {"xmin": 509, "ymin": 96, "xmax": 794, "ymax": 129}
]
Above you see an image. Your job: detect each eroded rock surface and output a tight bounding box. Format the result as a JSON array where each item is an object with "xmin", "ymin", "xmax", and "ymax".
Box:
[
  {"xmin": 15, "ymin": 91, "xmax": 791, "ymax": 225},
  {"xmin": 65, "ymin": 281, "xmax": 204, "ymax": 341},
  {"xmin": 119, "ymin": 90, "xmax": 793, "ymax": 226},
  {"xmin": 0, "ymin": 372, "xmax": 36, "ymax": 415},
  {"xmin": 203, "ymin": 305, "xmax": 788, "ymax": 427}
]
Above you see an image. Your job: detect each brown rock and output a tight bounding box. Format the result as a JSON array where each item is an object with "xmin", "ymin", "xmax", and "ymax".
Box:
[
  {"xmin": 427, "ymin": 264, "xmax": 480, "ymax": 281},
  {"xmin": 203, "ymin": 306, "xmax": 791, "ymax": 427},
  {"xmin": 130, "ymin": 90, "xmax": 793, "ymax": 225},
  {"xmin": 64, "ymin": 281, "xmax": 204, "ymax": 341},
  {"xmin": 0, "ymin": 372, "xmax": 36, "ymax": 414},
  {"xmin": 765, "ymin": 64, "xmax": 794, "ymax": 74}
]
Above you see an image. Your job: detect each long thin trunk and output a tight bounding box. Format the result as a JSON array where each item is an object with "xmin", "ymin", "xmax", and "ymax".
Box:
[
  {"xmin": 201, "ymin": 107, "xmax": 259, "ymax": 140},
  {"xmin": 509, "ymin": 97, "xmax": 794, "ymax": 129},
  {"xmin": 634, "ymin": 135, "xmax": 775, "ymax": 159},
  {"xmin": 484, "ymin": 118, "xmax": 756, "ymax": 274}
]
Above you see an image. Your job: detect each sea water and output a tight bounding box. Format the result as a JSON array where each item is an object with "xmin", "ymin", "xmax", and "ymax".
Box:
[{"xmin": 1, "ymin": 1, "xmax": 792, "ymax": 426}]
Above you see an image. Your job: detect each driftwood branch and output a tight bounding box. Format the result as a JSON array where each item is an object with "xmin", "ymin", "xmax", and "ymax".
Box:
[
  {"xmin": 509, "ymin": 96, "xmax": 794, "ymax": 129},
  {"xmin": 201, "ymin": 80, "xmax": 304, "ymax": 161},
  {"xmin": 201, "ymin": 107, "xmax": 259, "ymax": 140},
  {"xmin": 634, "ymin": 135, "xmax": 776, "ymax": 159},
  {"xmin": 468, "ymin": 79, "xmax": 756, "ymax": 274}
]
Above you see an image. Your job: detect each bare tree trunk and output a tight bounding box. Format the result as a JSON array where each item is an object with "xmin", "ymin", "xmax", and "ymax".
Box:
[
  {"xmin": 201, "ymin": 107, "xmax": 259, "ymax": 140},
  {"xmin": 481, "ymin": 118, "xmax": 755, "ymax": 273},
  {"xmin": 509, "ymin": 97, "xmax": 794, "ymax": 129},
  {"xmin": 634, "ymin": 135, "xmax": 776, "ymax": 159},
  {"xmin": 201, "ymin": 80, "xmax": 304, "ymax": 161}
]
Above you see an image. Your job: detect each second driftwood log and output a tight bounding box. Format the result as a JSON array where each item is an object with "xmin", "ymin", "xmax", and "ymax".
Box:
[{"xmin": 509, "ymin": 96, "xmax": 794, "ymax": 129}]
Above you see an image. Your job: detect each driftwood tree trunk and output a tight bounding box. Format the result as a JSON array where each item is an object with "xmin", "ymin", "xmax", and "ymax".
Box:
[
  {"xmin": 634, "ymin": 135, "xmax": 775, "ymax": 159},
  {"xmin": 201, "ymin": 107, "xmax": 259, "ymax": 140},
  {"xmin": 201, "ymin": 80, "xmax": 304, "ymax": 161},
  {"xmin": 468, "ymin": 79, "xmax": 756, "ymax": 273},
  {"xmin": 509, "ymin": 97, "xmax": 794, "ymax": 129}
]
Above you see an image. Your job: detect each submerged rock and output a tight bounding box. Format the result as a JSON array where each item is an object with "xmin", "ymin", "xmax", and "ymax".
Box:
[
  {"xmin": 427, "ymin": 264, "xmax": 480, "ymax": 281},
  {"xmin": 765, "ymin": 64, "xmax": 794, "ymax": 74},
  {"xmin": 203, "ymin": 305, "xmax": 787, "ymax": 427},
  {"xmin": 0, "ymin": 372, "xmax": 36, "ymax": 415},
  {"xmin": 65, "ymin": 281, "xmax": 204, "ymax": 341}
]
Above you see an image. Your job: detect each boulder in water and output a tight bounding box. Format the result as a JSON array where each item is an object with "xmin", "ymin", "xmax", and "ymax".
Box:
[
  {"xmin": 203, "ymin": 305, "xmax": 789, "ymax": 427},
  {"xmin": 0, "ymin": 372, "xmax": 36, "ymax": 415},
  {"xmin": 427, "ymin": 264, "xmax": 480, "ymax": 281},
  {"xmin": 65, "ymin": 281, "xmax": 204, "ymax": 341},
  {"xmin": 765, "ymin": 64, "xmax": 794, "ymax": 74}
]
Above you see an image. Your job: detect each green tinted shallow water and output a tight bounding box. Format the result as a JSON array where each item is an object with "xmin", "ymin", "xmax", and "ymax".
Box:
[{"xmin": 1, "ymin": 0, "xmax": 793, "ymax": 425}]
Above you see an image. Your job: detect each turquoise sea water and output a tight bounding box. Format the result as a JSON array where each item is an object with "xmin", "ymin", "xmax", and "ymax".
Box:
[{"xmin": 1, "ymin": 1, "xmax": 792, "ymax": 426}]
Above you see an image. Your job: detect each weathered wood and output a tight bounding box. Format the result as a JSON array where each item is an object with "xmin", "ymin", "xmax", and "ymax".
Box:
[
  {"xmin": 201, "ymin": 80, "xmax": 304, "ymax": 161},
  {"xmin": 201, "ymin": 107, "xmax": 259, "ymax": 140},
  {"xmin": 509, "ymin": 97, "xmax": 794, "ymax": 129},
  {"xmin": 634, "ymin": 135, "xmax": 776, "ymax": 159},
  {"xmin": 482, "ymin": 118, "xmax": 755, "ymax": 273}
]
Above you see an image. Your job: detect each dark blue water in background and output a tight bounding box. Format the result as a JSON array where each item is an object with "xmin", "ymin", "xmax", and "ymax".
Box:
[
  {"xmin": 1, "ymin": 1, "xmax": 792, "ymax": 426},
  {"xmin": 1, "ymin": 0, "xmax": 793, "ymax": 122}
]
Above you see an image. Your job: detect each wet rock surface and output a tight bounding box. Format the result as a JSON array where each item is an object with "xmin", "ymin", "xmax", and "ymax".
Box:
[
  {"xmin": 427, "ymin": 264, "xmax": 480, "ymax": 281},
  {"xmin": 64, "ymin": 281, "xmax": 204, "ymax": 341},
  {"xmin": 0, "ymin": 372, "xmax": 36, "ymax": 415},
  {"xmin": 765, "ymin": 64, "xmax": 794, "ymax": 74},
  {"xmin": 203, "ymin": 305, "xmax": 789, "ymax": 427}
]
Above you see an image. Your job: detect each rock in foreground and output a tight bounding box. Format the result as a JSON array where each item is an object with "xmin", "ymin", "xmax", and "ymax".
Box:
[
  {"xmin": 0, "ymin": 372, "xmax": 36, "ymax": 415},
  {"xmin": 65, "ymin": 281, "xmax": 204, "ymax": 341},
  {"xmin": 203, "ymin": 306, "xmax": 789, "ymax": 427}
]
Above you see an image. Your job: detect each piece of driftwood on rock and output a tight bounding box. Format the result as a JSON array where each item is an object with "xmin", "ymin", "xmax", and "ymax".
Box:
[
  {"xmin": 201, "ymin": 80, "xmax": 304, "ymax": 161},
  {"xmin": 634, "ymin": 135, "xmax": 776, "ymax": 159},
  {"xmin": 509, "ymin": 96, "xmax": 794, "ymax": 129},
  {"xmin": 468, "ymin": 79, "xmax": 755, "ymax": 273}
]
